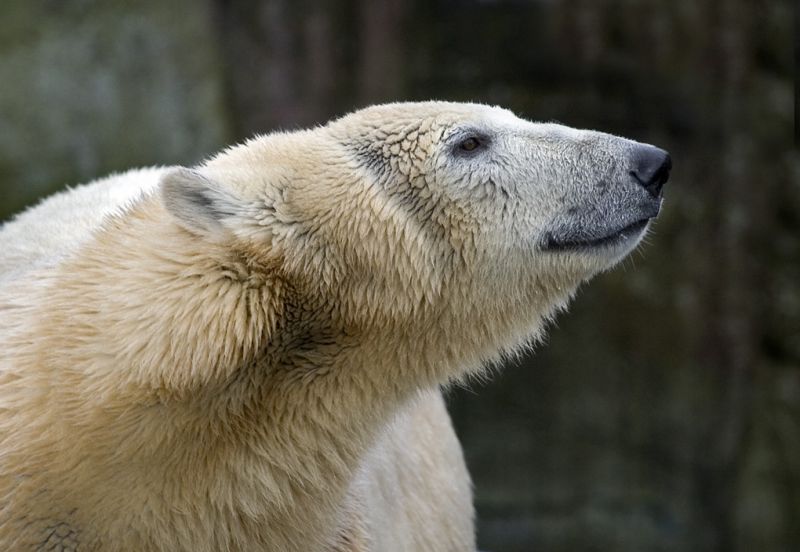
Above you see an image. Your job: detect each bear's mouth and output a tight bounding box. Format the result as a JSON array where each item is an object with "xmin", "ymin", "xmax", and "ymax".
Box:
[{"xmin": 542, "ymin": 218, "xmax": 652, "ymax": 251}]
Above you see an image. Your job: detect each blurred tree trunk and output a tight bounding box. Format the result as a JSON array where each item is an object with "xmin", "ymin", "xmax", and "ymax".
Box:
[
  {"xmin": 213, "ymin": 0, "xmax": 409, "ymax": 136},
  {"xmin": 356, "ymin": 0, "xmax": 409, "ymax": 103},
  {"xmin": 213, "ymin": 0, "xmax": 349, "ymax": 134},
  {"xmin": 692, "ymin": 0, "xmax": 759, "ymax": 548}
]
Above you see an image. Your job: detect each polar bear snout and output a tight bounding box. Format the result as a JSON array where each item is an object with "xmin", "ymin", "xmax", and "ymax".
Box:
[
  {"xmin": 628, "ymin": 145, "xmax": 671, "ymax": 198},
  {"xmin": 539, "ymin": 141, "xmax": 671, "ymax": 254}
]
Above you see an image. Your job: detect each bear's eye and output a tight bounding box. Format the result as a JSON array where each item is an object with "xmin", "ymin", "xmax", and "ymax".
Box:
[
  {"xmin": 459, "ymin": 137, "xmax": 482, "ymax": 152},
  {"xmin": 451, "ymin": 131, "xmax": 491, "ymax": 157}
]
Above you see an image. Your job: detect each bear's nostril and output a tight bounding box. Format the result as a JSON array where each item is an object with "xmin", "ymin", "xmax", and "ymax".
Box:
[{"xmin": 629, "ymin": 146, "xmax": 671, "ymax": 198}]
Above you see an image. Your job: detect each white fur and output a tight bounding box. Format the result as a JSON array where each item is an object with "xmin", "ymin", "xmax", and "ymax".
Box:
[{"xmin": 0, "ymin": 167, "xmax": 164, "ymax": 282}]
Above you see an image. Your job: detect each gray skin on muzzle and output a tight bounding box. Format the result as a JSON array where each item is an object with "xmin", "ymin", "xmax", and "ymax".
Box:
[{"xmin": 540, "ymin": 138, "xmax": 671, "ymax": 251}]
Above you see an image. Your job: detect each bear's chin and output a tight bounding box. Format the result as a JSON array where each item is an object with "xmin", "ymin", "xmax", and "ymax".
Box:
[
  {"xmin": 534, "ymin": 227, "xmax": 650, "ymax": 286},
  {"xmin": 543, "ymin": 218, "xmax": 649, "ymax": 251}
]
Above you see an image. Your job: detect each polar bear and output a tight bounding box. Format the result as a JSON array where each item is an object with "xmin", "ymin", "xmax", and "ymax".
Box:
[{"xmin": 0, "ymin": 102, "xmax": 670, "ymax": 551}]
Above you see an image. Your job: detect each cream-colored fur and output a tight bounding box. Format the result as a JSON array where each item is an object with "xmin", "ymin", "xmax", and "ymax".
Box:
[
  {"xmin": 0, "ymin": 167, "xmax": 163, "ymax": 282},
  {"xmin": 0, "ymin": 102, "xmax": 657, "ymax": 551}
]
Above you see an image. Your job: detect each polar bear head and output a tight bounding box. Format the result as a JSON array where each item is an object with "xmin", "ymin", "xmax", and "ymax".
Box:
[{"xmin": 161, "ymin": 101, "xmax": 669, "ymax": 367}]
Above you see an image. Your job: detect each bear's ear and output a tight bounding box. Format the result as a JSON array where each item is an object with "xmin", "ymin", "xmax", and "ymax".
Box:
[{"xmin": 160, "ymin": 167, "xmax": 240, "ymax": 235}]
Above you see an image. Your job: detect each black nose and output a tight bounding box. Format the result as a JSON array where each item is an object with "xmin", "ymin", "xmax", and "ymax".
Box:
[{"xmin": 629, "ymin": 146, "xmax": 671, "ymax": 198}]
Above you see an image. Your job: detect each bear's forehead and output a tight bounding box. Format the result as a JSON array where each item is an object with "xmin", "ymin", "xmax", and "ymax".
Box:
[{"xmin": 331, "ymin": 101, "xmax": 519, "ymax": 136}]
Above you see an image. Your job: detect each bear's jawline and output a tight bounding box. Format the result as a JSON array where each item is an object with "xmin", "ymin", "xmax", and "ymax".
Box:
[{"xmin": 543, "ymin": 218, "xmax": 650, "ymax": 251}]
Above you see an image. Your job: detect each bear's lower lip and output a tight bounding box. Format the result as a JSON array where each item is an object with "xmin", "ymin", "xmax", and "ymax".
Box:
[{"xmin": 543, "ymin": 218, "xmax": 651, "ymax": 251}]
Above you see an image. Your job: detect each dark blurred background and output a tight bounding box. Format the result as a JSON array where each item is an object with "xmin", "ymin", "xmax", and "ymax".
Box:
[{"xmin": 0, "ymin": 1, "xmax": 797, "ymax": 550}]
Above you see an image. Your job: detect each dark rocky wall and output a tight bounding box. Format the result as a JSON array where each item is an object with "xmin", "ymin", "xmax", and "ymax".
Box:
[{"xmin": 0, "ymin": 0, "xmax": 230, "ymax": 217}]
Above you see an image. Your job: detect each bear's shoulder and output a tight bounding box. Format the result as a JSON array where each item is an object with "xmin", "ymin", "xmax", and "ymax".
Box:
[{"xmin": 0, "ymin": 167, "xmax": 166, "ymax": 283}]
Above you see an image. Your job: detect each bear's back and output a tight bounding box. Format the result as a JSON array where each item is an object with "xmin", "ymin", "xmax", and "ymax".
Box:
[{"xmin": 0, "ymin": 167, "xmax": 165, "ymax": 283}]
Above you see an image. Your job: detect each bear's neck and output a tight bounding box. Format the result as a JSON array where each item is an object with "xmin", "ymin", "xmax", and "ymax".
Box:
[{"xmin": 36, "ymin": 198, "xmax": 455, "ymax": 549}]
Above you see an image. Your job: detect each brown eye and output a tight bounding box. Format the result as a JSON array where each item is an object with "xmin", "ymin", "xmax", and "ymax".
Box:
[{"xmin": 459, "ymin": 137, "xmax": 481, "ymax": 152}]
